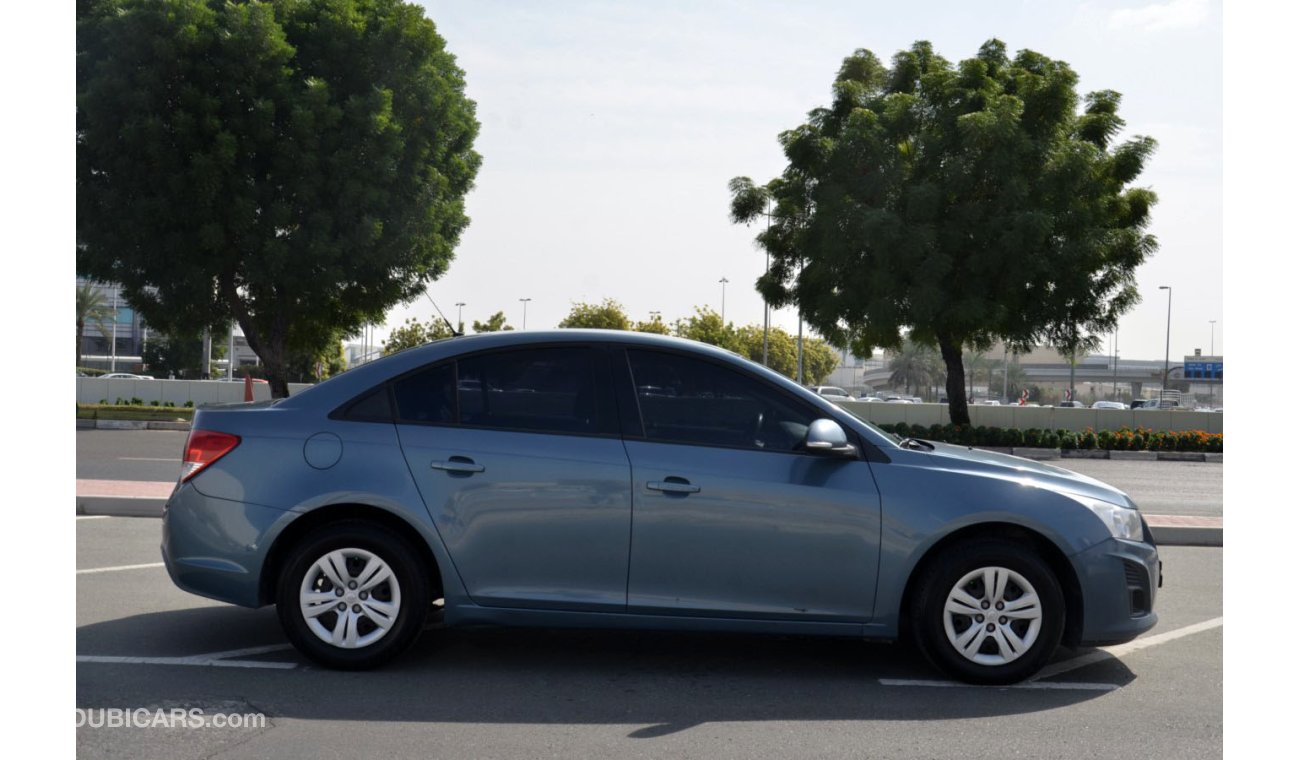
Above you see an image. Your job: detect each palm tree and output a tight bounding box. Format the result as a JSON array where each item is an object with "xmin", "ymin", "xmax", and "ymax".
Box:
[
  {"xmin": 888, "ymin": 339, "xmax": 938, "ymax": 397},
  {"xmin": 76, "ymin": 281, "xmax": 112, "ymax": 367}
]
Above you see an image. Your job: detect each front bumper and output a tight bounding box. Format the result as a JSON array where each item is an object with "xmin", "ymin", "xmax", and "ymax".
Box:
[
  {"xmin": 161, "ymin": 482, "xmax": 291, "ymax": 608},
  {"xmin": 1071, "ymin": 535, "xmax": 1160, "ymax": 646}
]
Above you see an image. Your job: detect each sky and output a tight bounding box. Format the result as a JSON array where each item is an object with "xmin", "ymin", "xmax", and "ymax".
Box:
[{"xmin": 365, "ymin": 0, "xmax": 1228, "ymax": 363}]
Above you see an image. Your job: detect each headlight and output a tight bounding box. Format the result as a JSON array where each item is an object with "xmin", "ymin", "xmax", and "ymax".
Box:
[{"xmin": 1068, "ymin": 495, "xmax": 1144, "ymax": 541}]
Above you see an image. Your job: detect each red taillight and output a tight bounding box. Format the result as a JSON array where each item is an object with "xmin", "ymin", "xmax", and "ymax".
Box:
[{"xmin": 180, "ymin": 429, "xmax": 241, "ymax": 483}]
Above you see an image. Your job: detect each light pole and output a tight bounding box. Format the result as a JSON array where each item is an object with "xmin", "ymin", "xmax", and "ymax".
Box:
[
  {"xmin": 455, "ymin": 302, "xmax": 465, "ymax": 334},
  {"xmin": 762, "ymin": 197, "xmax": 772, "ymax": 367},
  {"xmin": 1209, "ymin": 319, "xmax": 1217, "ymax": 405},
  {"xmin": 1159, "ymin": 285, "xmax": 1172, "ymax": 402},
  {"xmin": 718, "ymin": 277, "xmax": 729, "ymax": 324},
  {"xmin": 1112, "ymin": 326, "xmax": 1119, "ymax": 400},
  {"xmin": 110, "ymin": 286, "xmax": 118, "ymax": 373},
  {"xmin": 519, "ymin": 298, "xmax": 531, "ymax": 330}
]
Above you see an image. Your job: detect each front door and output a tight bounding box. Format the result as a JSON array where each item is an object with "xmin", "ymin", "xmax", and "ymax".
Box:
[{"xmin": 621, "ymin": 348, "xmax": 881, "ymax": 621}]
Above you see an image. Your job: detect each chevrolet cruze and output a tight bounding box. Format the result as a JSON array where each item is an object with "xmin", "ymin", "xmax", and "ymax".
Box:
[{"xmin": 162, "ymin": 330, "xmax": 1159, "ymax": 683}]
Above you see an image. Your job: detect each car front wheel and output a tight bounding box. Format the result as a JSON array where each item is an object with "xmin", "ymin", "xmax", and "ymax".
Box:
[
  {"xmin": 911, "ymin": 539, "xmax": 1065, "ymax": 684},
  {"xmin": 276, "ymin": 521, "xmax": 430, "ymax": 670}
]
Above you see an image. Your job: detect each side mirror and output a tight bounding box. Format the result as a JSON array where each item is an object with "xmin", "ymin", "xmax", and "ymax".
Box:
[{"xmin": 803, "ymin": 418, "xmax": 857, "ymax": 458}]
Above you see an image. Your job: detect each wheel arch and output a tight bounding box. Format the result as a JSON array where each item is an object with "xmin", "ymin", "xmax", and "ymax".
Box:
[
  {"xmin": 258, "ymin": 503, "xmax": 445, "ymax": 607},
  {"xmin": 897, "ymin": 522, "xmax": 1085, "ymax": 647}
]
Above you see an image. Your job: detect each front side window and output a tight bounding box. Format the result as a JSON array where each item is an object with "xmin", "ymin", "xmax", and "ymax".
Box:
[
  {"xmin": 627, "ymin": 349, "xmax": 814, "ymax": 452},
  {"xmin": 458, "ymin": 348, "xmax": 598, "ymax": 435}
]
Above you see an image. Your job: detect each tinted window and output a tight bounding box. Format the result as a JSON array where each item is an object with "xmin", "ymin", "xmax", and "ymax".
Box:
[
  {"xmin": 393, "ymin": 363, "xmax": 456, "ymax": 423},
  {"xmin": 627, "ymin": 350, "xmax": 814, "ymax": 451},
  {"xmin": 458, "ymin": 348, "xmax": 598, "ymax": 435},
  {"xmin": 340, "ymin": 385, "xmax": 393, "ymax": 422}
]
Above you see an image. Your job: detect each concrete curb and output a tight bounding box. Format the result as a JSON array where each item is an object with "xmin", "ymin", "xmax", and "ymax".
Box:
[
  {"xmin": 1109, "ymin": 450, "xmax": 1158, "ymax": 461},
  {"xmin": 1204, "ymin": 453, "xmax": 1223, "ymax": 463},
  {"xmin": 1149, "ymin": 524, "xmax": 1222, "ymax": 547},
  {"xmin": 1157, "ymin": 451, "xmax": 1208, "ymax": 462},
  {"xmin": 95, "ymin": 419, "xmax": 149, "ymax": 430},
  {"xmin": 76, "ymin": 496, "xmax": 166, "ymax": 518},
  {"xmin": 1060, "ymin": 449, "xmax": 1110, "ymax": 459},
  {"xmin": 147, "ymin": 421, "xmax": 191, "ymax": 431},
  {"xmin": 1010, "ymin": 447, "xmax": 1057, "ymax": 460}
]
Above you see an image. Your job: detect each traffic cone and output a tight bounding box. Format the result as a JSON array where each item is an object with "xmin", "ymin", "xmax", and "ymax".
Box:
[{"xmin": 244, "ymin": 374, "xmax": 254, "ymax": 402}]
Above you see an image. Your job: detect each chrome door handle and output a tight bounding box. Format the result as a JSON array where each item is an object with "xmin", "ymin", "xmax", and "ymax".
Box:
[
  {"xmin": 647, "ymin": 480, "xmax": 700, "ymax": 494},
  {"xmin": 431, "ymin": 458, "xmax": 485, "ymax": 474}
]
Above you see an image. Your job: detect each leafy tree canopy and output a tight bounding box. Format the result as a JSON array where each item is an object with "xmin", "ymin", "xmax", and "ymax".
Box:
[
  {"xmin": 558, "ymin": 299, "xmax": 632, "ymax": 330},
  {"xmin": 730, "ymin": 39, "xmax": 1157, "ymax": 423},
  {"xmin": 672, "ymin": 307, "xmax": 742, "ymax": 353},
  {"xmin": 77, "ymin": 0, "xmax": 481, "ymax": 397},
  {"xmin": 472, "ymin": 311, "xmax": 513, "ymax": 333},
  {"xmin": 382, "ymin": 316, "xmax": 454, "ymax": 355}
]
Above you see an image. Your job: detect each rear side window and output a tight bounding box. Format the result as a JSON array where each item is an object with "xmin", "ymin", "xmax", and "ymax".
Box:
[
  {"xmin": 338, "ymin": 385, "xmax": 393, "ymax": 422},
  {"xmin": 393, "ymin": 363, "xmax": 456, "ymax": 423},
  {"xmin": 458, "ymin": 348, "xmax": 598, "ymax": 435}
]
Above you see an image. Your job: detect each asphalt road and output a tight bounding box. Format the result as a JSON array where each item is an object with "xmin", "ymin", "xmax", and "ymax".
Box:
[
  {"xmin": 76, "ymin": 429, "xmax": 1223, "ymax": 518},
  {"xmin": 76, "ymin": 516, "xmax": 1222, "ymax": 759}
]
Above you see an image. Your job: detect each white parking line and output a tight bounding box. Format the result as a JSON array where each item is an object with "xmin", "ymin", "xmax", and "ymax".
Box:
[
  {"xmin": 878, "ymin": 616, "xmax": 1223, "ymax": 691},
  {"xmin": 118, "ymin": 457, "xmax": 177, "ymax": 462},
  {"xmin": 77, "ymin": 644, "xmax": 298, "ymax": 670},
  {"xmin": 76, "ymin": 516, "xmax": 112, "ymax": 520},
  {"xmin": 76, "ymin": 562, "xmax": 165, "ymax": 575},
  {"xmin": 1030, "ymin": 616, "xmax": 1224, "ymax": 681}
]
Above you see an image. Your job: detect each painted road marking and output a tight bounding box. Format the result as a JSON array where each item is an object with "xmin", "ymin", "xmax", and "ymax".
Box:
[
  {"xmin": 879, "ymin": 616, "xmax": 1223, "ymax": 690},
  {"xmin": 76, "ymin": 516, "xmax": 112, "ymax": 521},
  {"xmin": 1029, "ymin": 616, "xmax": 1224, "ymax": 681},
  {"xmin": 76, "ymin": 562, "xmax": 165, "ymax": 575},
  {"xmin": 77, "ymin": 644, "xmax": 298, "ymax": 670},
  {"xmin": 117, "ymin": 457, "xmax": 178, "ymax": 462}
]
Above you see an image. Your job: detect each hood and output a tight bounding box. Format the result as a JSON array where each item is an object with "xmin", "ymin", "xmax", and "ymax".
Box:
[{"xmin": 917, "ymin": 441, "xmax": 1136, "ymax": 509}]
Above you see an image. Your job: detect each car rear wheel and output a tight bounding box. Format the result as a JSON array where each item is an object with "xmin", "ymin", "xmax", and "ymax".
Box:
[
  {"xmin": 276, "ymin": 521, "xmax": 429, "ymax": 670},
  {"xmin": 911, "ymin": 539, "xmax": 1064, "ymax": 684}
]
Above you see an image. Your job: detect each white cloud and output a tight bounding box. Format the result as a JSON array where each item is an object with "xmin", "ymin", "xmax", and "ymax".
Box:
[{"xmin": 1109, "ymin": 0, "xmax": 1210, "ymax": 31}]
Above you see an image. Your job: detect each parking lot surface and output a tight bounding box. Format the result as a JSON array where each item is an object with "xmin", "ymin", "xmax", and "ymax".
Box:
[{"xmin": 77, "ymin": 516, "xmax": 1222, "ymax": 759}]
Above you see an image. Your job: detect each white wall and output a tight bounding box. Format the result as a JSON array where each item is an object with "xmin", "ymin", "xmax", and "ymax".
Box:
[
  {"xmin": 833, "ymin": 401, "xmax": 1223, "ymax": 434},
  {"xmin": 78, "ymin": 378, "xmax": 313, "ymax": 406}
]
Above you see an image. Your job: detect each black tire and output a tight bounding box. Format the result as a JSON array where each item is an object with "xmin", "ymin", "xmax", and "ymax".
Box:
[
  {"xmin": 276, "ymin": 520, "xmax": 430, "ymax": 670},
  {"xmin": 910, "ymin": 539, "xmax": 1065, "ymax": 684}
]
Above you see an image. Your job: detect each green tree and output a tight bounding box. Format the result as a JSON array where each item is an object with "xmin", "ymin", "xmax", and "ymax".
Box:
[
  {"xmin": 77, "ymin": 0, "xmax": 481, "ymax": 398},
  {"xmin": 888, "ymin": 339, "xmax": 938, "ymax": 397},
  {"xmin": 76, "ymin": 281, "xmax": 112, "ymax": 366},
  {"xmin": 632, "ymin": 316, "xmax": 671, "ymax": 335},
  {"xmin": 558, "ymin": 299, "xmax": 631, "ymax": 330},
  {"xmin": 1051, "ymin": 328, "xmax": 1103, "ymax": 403},
  {"xmin": 802, "ymin": 340, "xmax": 841, "ymax": 386},
  {"xmin": 382, "ymin": 317, "xmax": 455, "ymax": 355},
  {"xmin": 472, "ymin": 311, "xmax": 514, "ymax": 333},
  {"xmin": 729, "ymin": 39, "xmax": 1157, "ymax": 424},
  {"xmin": 672, "ymin": 307, "xmax": 741, "ymax": 352}
]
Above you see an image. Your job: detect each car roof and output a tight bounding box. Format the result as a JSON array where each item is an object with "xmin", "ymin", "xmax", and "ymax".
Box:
[{"xmin": 279, "ymin": 330, "xmax": 751, "ymax": 410}]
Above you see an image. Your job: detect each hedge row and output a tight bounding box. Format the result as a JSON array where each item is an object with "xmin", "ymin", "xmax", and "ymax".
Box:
[
  {"xmin": 77, "ymin": 403, "xmax": 196, "ymax": 421},
  {"xmin": 874, "ymin": 422, "xmax": 1223, "ymax": 453}
]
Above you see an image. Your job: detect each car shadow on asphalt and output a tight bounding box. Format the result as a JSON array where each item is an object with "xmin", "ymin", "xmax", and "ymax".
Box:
[{"xmin": 77, "ymin": 606, "xmax": 1135, "ymax": 737}]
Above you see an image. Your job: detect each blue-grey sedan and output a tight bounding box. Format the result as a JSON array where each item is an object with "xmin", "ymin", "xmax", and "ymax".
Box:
[{"xmin": 162, "ymin": 330, "xmax": 1159, "ymax": 683}]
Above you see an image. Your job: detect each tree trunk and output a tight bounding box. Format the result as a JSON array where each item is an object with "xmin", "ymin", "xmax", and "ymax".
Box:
[
  {"xmin": 939, "ymin": 338, "xmax": 970, "ymax": 425},
  {"xmin": 76, "ymin": 321, "xmax": 84, "ymax": 367},
  {"xmin": 221, "ymin": 273, "xmax": 292, "ymax": 399}
]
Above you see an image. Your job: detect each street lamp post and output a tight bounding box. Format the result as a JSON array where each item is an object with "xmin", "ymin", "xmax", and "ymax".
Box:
[
  {"xmin": 1159, "ymin": 285, "xmax": 1172, "ymax": 402},
  {"xmin": 1209, "ymin": 319, "xmax": 1217, "ymax": 405},
  {"xmin": 762, "ymin": 197, "xmax": 772, "ymax": 367},
  {"xmin": 519, "ymin": 297, "xmax": 531, "ymax": 330},
  {"xmin": 455, "ymin": 302, "xmax": 465, "ymax": 334},
  {"xmin": 718, "ymin": 277, "xmax": 729, "ymax": 324},
  {"xmin": 109, "ymin": 286, "xmax": 118, "ymax": 373}
]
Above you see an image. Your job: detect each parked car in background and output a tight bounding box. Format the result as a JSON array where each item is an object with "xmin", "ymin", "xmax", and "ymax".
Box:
[
  {"xmin": 1058, "ymin": 401, "xmax": 1085, "ymax": 408},
  {"xmin": 857, "ymin": 394, "xmax": 884, "ymax": 402},
  {"xmin": 1091, "ymin": 401, "xmax": 1127, "ymax": 410},
  {"xmin": 162, "ymin": 330, "xmax": 1159, "ymax": 684},
  {"xmin": 100, "ymin": 372, "xmax": 153, "ymax": 379},
  {"xmin": 810, "ymin": 385, "xmax": 850, "ymax": 399}
]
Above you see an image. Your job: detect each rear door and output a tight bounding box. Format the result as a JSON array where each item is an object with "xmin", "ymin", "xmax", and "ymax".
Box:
[{"xmin": 394, "ymin": 346, "xmax": 632, "ymax": 611}]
